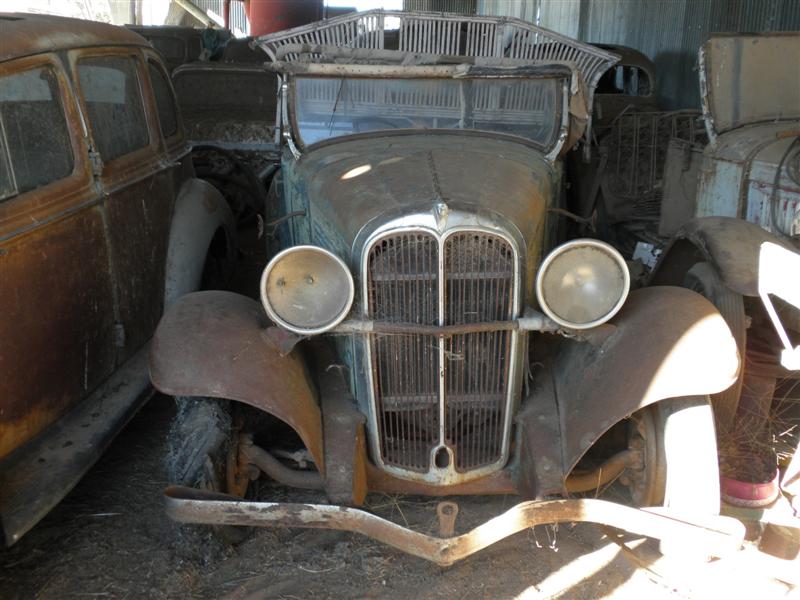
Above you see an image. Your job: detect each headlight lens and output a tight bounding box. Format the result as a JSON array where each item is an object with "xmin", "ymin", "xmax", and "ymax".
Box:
[
  {"xmin": 535, "ymin": 239, "xmax": 630, "ymax": 329},
  {"xmin": 260, "ymin": 245, "xmax": 354, "ymax": 335}
]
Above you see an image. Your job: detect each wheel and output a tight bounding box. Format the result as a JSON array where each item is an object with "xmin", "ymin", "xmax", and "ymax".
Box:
[
  {"xmin": 622, "ymin": 396, "xmax": 720, "ymax": 515},
  {"xmin": 682, "ymin": 262, "xmax": 746, "ymax": 439},
  {"xmin": 167, "ymin": 397, "xmax": 252, "ymax": 545}
]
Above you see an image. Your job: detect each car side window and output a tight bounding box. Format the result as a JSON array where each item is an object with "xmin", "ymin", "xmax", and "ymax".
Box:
[
  {"xmin": 0, "ymin": 66, "xmax": 74, "ymax": 201},
  {"xmin": 78, "ymin": 56, "xmax": 149, "ymax": 161},
  {"xmin": 147, "ymin": 61, "xmax": 178, "ymax": 138}
]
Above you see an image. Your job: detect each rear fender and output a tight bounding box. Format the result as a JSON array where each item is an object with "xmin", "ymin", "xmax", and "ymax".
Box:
[
  {"xmin": 149, "ymin": 291, "xmax": 324, "ymax": 470},
  {"xmin": 555, "ymin": 286, "xmax": 739, "ymax": 474},
  {"xmin": 164, "ymin": 179, "xmax": 236, "ymax": 309},
  {"xmin": 649, "ymin": 216, "xmax": 796, "ymax": 297}
]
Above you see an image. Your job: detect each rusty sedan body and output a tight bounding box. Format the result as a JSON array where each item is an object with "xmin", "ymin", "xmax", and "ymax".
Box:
[
  {"xmin": 151, "ymin": 11, "xmax": 743, "ymax": 563},
  {"xmin": 0, "ymin": 13, "xmax": 235, "ymax": 546}
]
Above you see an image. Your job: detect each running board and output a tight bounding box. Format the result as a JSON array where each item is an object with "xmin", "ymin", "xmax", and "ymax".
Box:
[
  {"xmin": 165, "ymin": 485, "xmax": 745, "ymax": 566},
  {"xmin": 0, "ymin": 345, "xmax": 152, "ymax": 546}
]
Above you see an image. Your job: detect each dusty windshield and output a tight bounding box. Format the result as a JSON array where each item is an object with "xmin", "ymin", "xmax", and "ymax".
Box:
[{"xmin": 294, "ymin": 76, "xmax": 562, "ymax": 149}]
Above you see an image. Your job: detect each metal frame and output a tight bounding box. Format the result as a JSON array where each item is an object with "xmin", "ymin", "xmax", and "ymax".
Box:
[
  {"xmin": 165, "ymin": 486, "xmax": 745, "ymax": 567},
  {"xmin": 280, "ymin": 68, "xmax": 572, "ymax": 161},
  {"xmin": 255, "ymin": 9, "xmax": 617, "ymax": 93},
  {"xmin": 359, "ymin": 211, "xmax": 522, "ymax": 485},
  {"xmin": 256, "ymin": 10, "xmax": 617, "ymax": 148}
]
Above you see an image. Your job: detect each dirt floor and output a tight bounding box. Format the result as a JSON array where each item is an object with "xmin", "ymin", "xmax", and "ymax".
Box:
[{"xmin": 0, "ymin": 396, "xmax": 797, "ymax": 600}]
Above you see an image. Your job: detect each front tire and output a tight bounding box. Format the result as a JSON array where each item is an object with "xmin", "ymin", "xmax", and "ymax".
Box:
[
  {"xmin": 656, "ymin": 397, "xmax": 720, "ymax": 516},
  {"xmin": 579, "ymin": 396, "xmax": 720, "ymax": 515},
  {"xmin": 167, "ymin": 397, "xmax": 251, "ymax": 545},
  {"xmin": 682, "ymin": 262, "xmax": 746, "ymax": 438}
]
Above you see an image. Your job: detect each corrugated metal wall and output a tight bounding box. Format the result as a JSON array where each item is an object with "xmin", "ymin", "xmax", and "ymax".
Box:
[
  {"xmin": 477, "ymin": 0, "xmax": 800, "ymax": 109},
  {"xmin": 194, "ymin": 0, "xmax": 249, "ymax": 36},
  {"xmin": 404, "ymin": 0, "xmax": 477, "ymax": 13}
]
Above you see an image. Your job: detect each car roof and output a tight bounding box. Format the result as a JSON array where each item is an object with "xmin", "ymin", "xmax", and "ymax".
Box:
[
  {"xmin": 126, "ymin": 25, "xmax": 204, "ymax": 38},
  {"xmin": 0, "ymin": 12, "xmax": 149, "ymax": 64},
  {"xmin": 593, "ymin": 43, "xmax": 654, "ymax": 72}
]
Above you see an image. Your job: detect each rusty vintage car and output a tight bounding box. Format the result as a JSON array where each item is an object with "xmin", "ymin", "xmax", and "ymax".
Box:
[
  {"xmin": 0, "ymin": 13, "xmax": 235, "ymax": 545},
  {"xmin": 151, "ymin": 11, "xmax": 745, "ymax": 564},
  {"xmin": 591, "ymin": 43, "xmax": 658, "ymax": 133},
  {"xmin": 649, "ymin": 34, "xmax": 800, "ymax": 502},
  {"xmin": 568, "ymin": 34, "xmax": 799, "ymax": 505}
]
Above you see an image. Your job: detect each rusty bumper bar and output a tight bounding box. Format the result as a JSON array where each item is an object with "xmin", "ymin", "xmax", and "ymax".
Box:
[{"xmin": 165, "ymin": 486, "xmax": 745, "ymax": 566}]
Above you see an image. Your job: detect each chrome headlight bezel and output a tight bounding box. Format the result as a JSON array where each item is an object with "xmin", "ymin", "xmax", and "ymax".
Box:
[
  {"xmin": 260, "ymin": 245, "xmax": 355, "ymax": 335},
  {"xmin": 535, "ymin": 238, "xmax": 630, "ymax": 330}
]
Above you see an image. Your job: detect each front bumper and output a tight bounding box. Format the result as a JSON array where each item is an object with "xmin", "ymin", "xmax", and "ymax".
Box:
[{"xmin": 165, "ymin": 486, "xmax": 745, "ymax": 566}]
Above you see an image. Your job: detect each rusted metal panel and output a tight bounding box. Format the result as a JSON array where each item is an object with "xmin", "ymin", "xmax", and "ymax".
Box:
[
  {"xmin": 286, "ymin": 135, "xmax": 555, "ymax": 304},
  {"xmin": 0, "ymin": 208, "xmax": 117, "ymax": 460},
  {"xmin": 700, "ymin": 34, "xmax": 800, "ymax": 138},
  {"xmin": 554, "ymin": 286, "xmax": 739, "ymax": 473},
  {"xmin": 0, "ymin": 346, "xmax": 152, "ymax": 546},
  {"xmin": 149, "ymin": 291, "xmax": 325, "ymax": 470},
  {"xmin": 67, "ymin": 46, "xmax": 177, "ymax": 363},
  {"xmin": 0, "ymin": 12, "xmax": 149, "ymax": 63},
  {"xmin": 650, "ymin": 216, "xmax": 799, "ymax": 297},
  {"xmin": 164, "ymin": 485, "xmax": 745, "ymax": 566},
  {"xmin": 502, "ymin": 0, "xmax": 800, "ymax": 111},
  {"xmin": 694, "ymin": 122, "xmax": 800, "ymax": 238},
  {"xmin": 365, "ymin": 463, "xmax": 517, "ymax": 496},
  {"xmin": 0, "ymin": 52, "xmax": 114, "ymax": 460},
  {"xmin": 659, "ymin": 139, "xmax": 704, "ymax": 237},
  {"xmin": 0, "ymin": 16, "xmax": 227, "ymax": 544}
]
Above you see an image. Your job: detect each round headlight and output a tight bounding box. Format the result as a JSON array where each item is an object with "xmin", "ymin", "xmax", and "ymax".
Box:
[
  {"xmin": 260, "ymin": 245, "xmax": 354, "ymax": 335},
  {"xmin": 535, "ymin": 239, "xmax": 630, "ymax": 329}
]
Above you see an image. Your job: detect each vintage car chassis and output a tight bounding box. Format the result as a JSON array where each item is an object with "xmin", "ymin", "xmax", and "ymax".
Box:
[{"xmin": 165, "ymin": 485, "xmax": 745, "ymax": 566}]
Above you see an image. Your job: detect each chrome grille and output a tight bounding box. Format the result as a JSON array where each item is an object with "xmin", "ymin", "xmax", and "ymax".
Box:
[
  {"xmin": 366, "ymin": 229, "xmax": 516, "ymax": 476},
  {"xmin": 444, "ymin": 233, "xmax": 514, "ymax": 471},
  {"xmin": 367, "ymin": 233, "xmax": 439, "ymax": 471}
]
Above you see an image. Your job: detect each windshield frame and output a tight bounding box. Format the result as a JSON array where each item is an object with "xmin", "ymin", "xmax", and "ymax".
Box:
[{"xmin": 280, "ymin": 63, "xmax": 573, "ymax": 160}]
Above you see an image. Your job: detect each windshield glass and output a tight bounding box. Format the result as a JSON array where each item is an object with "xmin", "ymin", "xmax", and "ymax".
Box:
[{"xmin": 294, "ymin": 76, "xmax": 562, "ymax": 149}]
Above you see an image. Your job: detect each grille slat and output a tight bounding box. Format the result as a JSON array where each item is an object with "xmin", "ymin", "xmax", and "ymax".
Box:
[{"xmin": 367, "ymin": 230, "xmax": 515, "ymax": 475}]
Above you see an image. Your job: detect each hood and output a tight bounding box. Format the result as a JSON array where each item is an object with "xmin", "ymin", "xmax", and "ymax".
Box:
[
  {"xmin": 700, "ymin": 34, "xmax": 800, "ymax": 139},
  {"xmin": 284, "ymin": 133, "xmax": 558, "ymax": 282}
]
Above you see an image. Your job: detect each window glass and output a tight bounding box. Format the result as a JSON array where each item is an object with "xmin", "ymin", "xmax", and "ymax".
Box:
[
  {"xmin": 0, "ymin": 66, "xmax": 74, "ymax": 201},
  {"xmin": 148, "ymin": 62, "xmax": 178, "ymax": 137},
  {"xmin": 78, "ymin": 56, "xmax": 149, "ymax": 161},
  {"xmin": 295, "ymin": 76, "xmax": 562, "ymax": 150}
]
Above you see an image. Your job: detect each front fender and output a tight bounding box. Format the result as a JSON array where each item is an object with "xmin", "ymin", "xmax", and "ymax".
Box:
[
  {"xmin": 149, "ymin": 291, "xmax": 324, "ymax": 471},
  {"xmin": 164, "ymin": 179, "xmax": 236, "ymax": 309},
  {"xmin": 555, "ymin": 286, "xmax": 739, "ymax": 473},
  {"xmin": 649, "ymin": 216, "xmax": 796, "ymax": 296}
]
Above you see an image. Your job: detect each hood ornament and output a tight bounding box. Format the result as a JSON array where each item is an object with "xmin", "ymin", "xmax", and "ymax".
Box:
[{"xmin": 434, "ymin": 201, "xmax": 450, "ymax": 231}]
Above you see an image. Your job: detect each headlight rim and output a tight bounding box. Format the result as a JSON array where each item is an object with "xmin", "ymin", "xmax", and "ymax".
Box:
[
  {"xmin": 260, "ymin": 244, "xmax": 355, "ymax": 336},
  {"xmin": 535, "ymin": 238, "xmax": 630, "ymax": 330}
]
